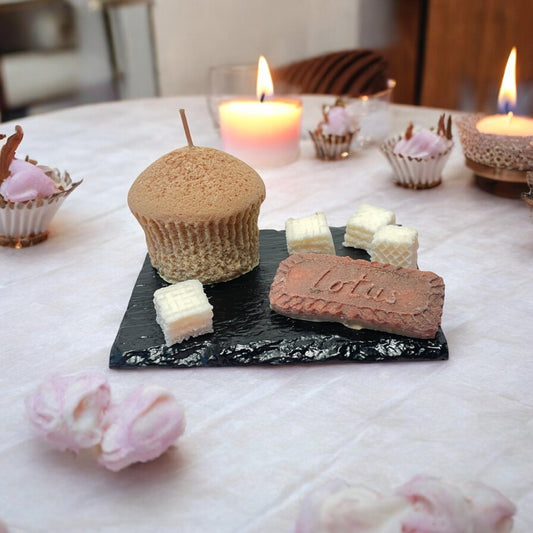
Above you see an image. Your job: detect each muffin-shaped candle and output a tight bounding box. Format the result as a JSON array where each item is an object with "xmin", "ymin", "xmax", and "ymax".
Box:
[
  {"xmin": 128, "ymin": 110, "xmax": 266, "ymax": 284},
  {"xmin": 380, "ymin": 114, "xmax": 454, "ymax": 189},
  {"xmin": 0, "ymin": 125, "xmax": 82, "ymax": 247},
  {"xmin": 309, "ymin": 99, "xmax": 359, "ymax": 160}
]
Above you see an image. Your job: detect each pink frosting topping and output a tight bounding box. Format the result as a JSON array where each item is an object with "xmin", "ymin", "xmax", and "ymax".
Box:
[
  {"xmin": 25, "ymin": 372, "xmax": 111, "ymax": 453},
  {"xmin": 394, "ymin": 129, "xmax": 449, "ymax": 158},
  {"xmin": 97, "ymin": 385, "xmax": 185, "ymax": 472},
  {"xmin": 393, "ymin": 115, "xmax": 453, "ymax": 159},
  {"xmin": 0, "ymin": 125, "xmax": 57, "ymax": 202},
  {"xmin": 295, "ymin": 475, "xmax": 516, "ymax": 533},
  {"xmin": 316, "ymin": 100, "xmax": 358, "ymax": 136},
  {"xmin": 0, "ymin": 159, "xmax": 57, "ymax": 202}
]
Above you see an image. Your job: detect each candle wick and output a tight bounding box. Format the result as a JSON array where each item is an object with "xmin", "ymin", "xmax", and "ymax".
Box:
[
  {"xmin": 260, "ymin": 93, "xmax": 266, "ymax": 103},
  {"xmin": 179, "ymin": 108, "xmax": 195, "ymax": 148},
  {"xmin": 506, "ymin": 111, "xmax": 514, "ymax": 124}
]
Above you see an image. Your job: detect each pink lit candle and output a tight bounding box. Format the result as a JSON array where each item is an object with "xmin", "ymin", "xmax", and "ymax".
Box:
[
  {"xmin": 219, "ymin": 56, "xmax": 302, "ymax": 168},
  {"xmin": 477, "ymin": 47, "xmax": 533, "ymax": 136}
]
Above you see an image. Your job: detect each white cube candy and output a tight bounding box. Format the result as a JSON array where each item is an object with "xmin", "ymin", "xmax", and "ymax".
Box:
[
  {"xmin": 153, "ymin": 280, "xmax": 213, "ymax": 347},
  {"xmin": 369, "ymin": 225, "xmax": 419, "ymax": 269},
  {"xmin": 343, "ymin": 204, "xmax": 396, "ymax": 250},
  {"xmin": 285, "ymin": 212, "xmax": 335, "ymax": 255}
]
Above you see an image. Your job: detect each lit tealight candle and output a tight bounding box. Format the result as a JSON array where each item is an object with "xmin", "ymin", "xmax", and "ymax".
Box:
[
  {"xmin": 219, "ymin": 56, "xmax": 302, "ymax": 168},
  {"xmin": 476, "ymin": 47, "xmax": 533, "ymax": 136}
]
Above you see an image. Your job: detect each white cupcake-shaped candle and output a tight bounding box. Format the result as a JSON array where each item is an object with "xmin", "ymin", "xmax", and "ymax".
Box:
[
  {"xmin": 309, "ymin": 99, "xmax": 360, "ymax": 160},
  {"xmin": 0, "ymin": 125, "xmax": 82, "ymax": 248},
  {"xmin": 380, "ymin": 114, "xmax": 454, "ymax": 189}
]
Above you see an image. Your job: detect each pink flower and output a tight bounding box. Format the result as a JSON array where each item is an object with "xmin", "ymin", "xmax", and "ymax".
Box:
[
  {"xmin": 97, "ymin": 385, "xmax": 185, "ymax": 472},
  {"xmin": 25, "ymin": 372, "xmax": 111, "ymax": 453}
]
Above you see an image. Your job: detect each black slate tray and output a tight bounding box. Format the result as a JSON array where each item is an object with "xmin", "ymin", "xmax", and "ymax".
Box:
[{"xmin": 109, "ymin": 227, "xmax": 448, "ymax": 368}]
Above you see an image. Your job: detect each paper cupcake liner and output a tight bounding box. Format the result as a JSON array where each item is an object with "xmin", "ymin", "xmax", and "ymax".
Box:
[
  {"xmin": 309, "ymin": 131, "xmax": 356, "ymax": 160},
  {"xmin": 0, "ymin": 167, "xmax": 82, "ymax": 248},
  {"xmin": 134, "ymin": 201, "xmax": 262, "ymax": 284},
  {"xmin": 380, "ymin": 136, "xmax": 454, "ymax": 189}
]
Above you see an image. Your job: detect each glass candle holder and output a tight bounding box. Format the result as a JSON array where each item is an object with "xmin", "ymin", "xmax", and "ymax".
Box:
[
  {"xmin": 347, "ymin": 79, "xmax": 396, "ymax": 146},
  {"xmin": 206, "ymin": 64, "xmax": 257, "ymax": 129}
]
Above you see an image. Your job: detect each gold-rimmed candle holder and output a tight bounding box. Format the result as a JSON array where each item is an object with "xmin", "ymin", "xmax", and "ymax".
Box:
[{"xmin": 456, "ymin": 114, "xmax": 533, "ymax": 198}]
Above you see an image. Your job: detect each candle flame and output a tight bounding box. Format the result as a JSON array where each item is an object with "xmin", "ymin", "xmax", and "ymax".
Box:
[
  {"xmin": 256, "ymin": 56, "xmax": 274, "ymax": 101},
  {"xmin": 498, "ymin": 47, "xmax": 517, "ymax": 114}
]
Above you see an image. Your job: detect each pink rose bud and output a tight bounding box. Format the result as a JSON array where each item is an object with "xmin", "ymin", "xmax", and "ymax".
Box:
[
  {"xmin": 25, "ymin": 372, "xmax": 111, "ymax": 453},
  {"xmin": 97, "ymin": 385, "xmax": 185, "ymax": 472}
]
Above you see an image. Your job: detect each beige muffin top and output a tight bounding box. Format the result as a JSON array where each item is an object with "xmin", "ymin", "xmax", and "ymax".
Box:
[{"xmin": 128, "ymin": 146, "xmax": 266, "ymax": 222}]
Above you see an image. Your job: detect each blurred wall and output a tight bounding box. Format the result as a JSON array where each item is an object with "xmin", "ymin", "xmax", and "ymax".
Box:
[
  {"xmin": 153, "ymin": 0, "xmax": 394, "ymax": 96},
  {"xmin": 1, "ymin": 0, "xmax": 396, "ymax": 119}
]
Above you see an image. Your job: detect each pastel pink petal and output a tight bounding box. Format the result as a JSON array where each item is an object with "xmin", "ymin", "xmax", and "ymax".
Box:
[
  {"xmin": 98, "ymin": 385, "xmax": 185, "ymax": 471},
  {"xmin": 461, "ymin": 482, "xmax": 516, "ymax": 533},
  {"xmin": 397, "ymin": 475, "xmax": 473, "ymax": 532},
  {"xmin": 25, "ymin": 372, "xmax": 111, "ymax": 453},
  {"xmin": 295, "ymin": 480, "xmax": 349, "ymax": 533}
]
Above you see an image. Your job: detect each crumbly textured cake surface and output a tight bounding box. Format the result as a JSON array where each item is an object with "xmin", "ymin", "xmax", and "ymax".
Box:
[
  {"xmin": 269, "ymin": 253, "xmax": 444, "ymax": 339},
  {"xmin": 128, "ymin": 146, "xmax": 266, "ymax": 284},
  {"xmin": 370, "ymin": 225, "xmax": 419, "ymax": 269},
  {"xmin": 285, "ymin": 212, "xmax": 335, "ymax": 255},
  {"xmin": 343, "ymin": 204, "xmax": 396, "ymax": 250}
]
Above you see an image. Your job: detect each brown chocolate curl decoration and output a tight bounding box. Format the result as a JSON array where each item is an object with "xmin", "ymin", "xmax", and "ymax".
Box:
[
  {"xmin": 437, "ymin": 114, "xmax": 453, "ymax": 140},
  {"xmin": 404, "ymin": 123, "xmax": 414, "ymax": 140},
  {"xmin": 0, "ymin": 125, "xmax": 24, "ymax": 185}
]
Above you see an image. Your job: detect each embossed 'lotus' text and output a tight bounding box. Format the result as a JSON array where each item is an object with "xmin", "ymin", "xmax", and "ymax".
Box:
[{"xmin": 311, "ymin": 268, "xmax": 397, "ymax": 304}]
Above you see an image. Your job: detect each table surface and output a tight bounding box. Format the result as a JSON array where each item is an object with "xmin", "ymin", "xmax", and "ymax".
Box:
[{"xmin": 1, "ymin": 95, "xmax": 532, "ymax": 532}]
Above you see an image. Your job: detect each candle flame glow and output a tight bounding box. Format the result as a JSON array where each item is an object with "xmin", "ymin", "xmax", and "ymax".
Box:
[
  {"xmin": 498, "ymin": 47, "xmax": 517, "ymax": 114},
  {"xmin": 256, "ymin": 56, "xmax": 274, "ymax": 101}
]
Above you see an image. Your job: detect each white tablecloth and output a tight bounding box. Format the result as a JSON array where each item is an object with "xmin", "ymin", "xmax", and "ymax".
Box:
[{"xmin": 1, "ymin": 96, "xmax": 532, "ymax": 532}]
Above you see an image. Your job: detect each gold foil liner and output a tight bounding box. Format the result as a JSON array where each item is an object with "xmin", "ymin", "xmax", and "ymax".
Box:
[
  {"xmin": 380, "ymin": 135, "xmax": 454, "ymax": 189},
  {"xmin": 309, "ymin": 131, "xmax": 357, "ymax": 160},
  {"xmin": 0, "ymin": 167, "xmax": 82, "ymax": 248}
]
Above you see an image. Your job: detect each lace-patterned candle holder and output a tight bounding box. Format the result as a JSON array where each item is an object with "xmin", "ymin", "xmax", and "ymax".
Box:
[{"xmin": 456, "ymin": 114, "xmax": 533, "ymax": 198}]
